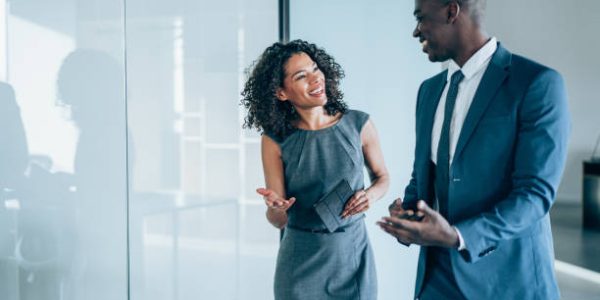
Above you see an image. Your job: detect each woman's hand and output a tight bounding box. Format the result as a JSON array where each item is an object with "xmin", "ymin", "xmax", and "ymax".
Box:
[
  {"xmin": 257, "ymin": 188, "xmax": 296, "ymax": 212},
  {"xmin": 341, "ymin": 190, "xmax": 371, "ymax": 218}
]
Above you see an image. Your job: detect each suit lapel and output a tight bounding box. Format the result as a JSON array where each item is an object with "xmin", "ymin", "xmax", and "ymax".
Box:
[
  {"xmin": 453, "ymin": 45, "xmax": 512, "ymax": 162},
  {"xmin": 419, "ymin": 71, "xmax": 447, "ymax": 201}
]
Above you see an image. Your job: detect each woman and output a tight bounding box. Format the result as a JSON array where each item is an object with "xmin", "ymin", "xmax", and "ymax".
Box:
[{"xmin": 241, "ymin": 40, "xmax": 389, "ymax": 300}]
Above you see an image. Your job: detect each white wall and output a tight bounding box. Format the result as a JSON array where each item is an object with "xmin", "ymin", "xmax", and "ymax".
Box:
[
  {"xmin": 290, "ymin": 0, "xmax": 600, "ymax": 298},
  {"xmin": 291, "ymin": 1, "xmax": 440, "ymax": 299},
  {"xmin": 291, "ymin": 0, "xmax": 600, "ymax": 207},
  {"xmin": 484, "ymin": 0, "xmax": 600, "ymax": 203}
]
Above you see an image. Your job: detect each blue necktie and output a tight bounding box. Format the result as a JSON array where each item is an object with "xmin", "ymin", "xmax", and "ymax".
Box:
[{"xmin": 435, "ymin": 70, "xmax": 464, "ymax": 218}]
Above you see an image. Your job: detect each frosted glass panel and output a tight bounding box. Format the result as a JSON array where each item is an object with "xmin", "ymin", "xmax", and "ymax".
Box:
[
  {"xmin": 1, "ymin": 0, "xmax": 278, "ymax": 298},
  {"xmin": 239, "ymin": 203, "xmax": 278, "ymax": 300},
  {"xmin": 0, "ymin": 0, "xmax": 127, "ymax": 299},
  {"xmin": 126, "ymin": 0, "xmax": 278, "ymax": 298}
]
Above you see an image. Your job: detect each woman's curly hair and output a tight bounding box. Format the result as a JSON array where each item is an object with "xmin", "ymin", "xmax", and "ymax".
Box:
[{"xmin": 241, "ymin": 39, "xmax": 347, "ymax": 140}]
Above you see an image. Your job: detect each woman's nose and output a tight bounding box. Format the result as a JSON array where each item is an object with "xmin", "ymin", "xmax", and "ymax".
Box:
[{"xmin": 309, "ymin": 73, "xmax": 321, "ymax": 84}]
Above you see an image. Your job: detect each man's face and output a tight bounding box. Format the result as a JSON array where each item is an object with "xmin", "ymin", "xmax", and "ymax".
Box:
[{"xmin": 413, "ymin": 0, "xmax": 455, "ymax": 62}]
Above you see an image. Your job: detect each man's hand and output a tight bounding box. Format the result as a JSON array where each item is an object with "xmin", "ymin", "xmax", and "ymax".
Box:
[
  {"xmin": 377, "ymin": 200, "xmax": 459, "ymax": 248},
  {"xmin": 388, "ymin": 197, "xmax": 405, "ymax": 215},
  {"xmin": 384, "ymin": 198, "xmax": 420, "ymax": 246}
]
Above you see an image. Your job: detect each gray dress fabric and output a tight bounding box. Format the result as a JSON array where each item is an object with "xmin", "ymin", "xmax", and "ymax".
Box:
[{"xmin": 269, "ymin": 110, "xmax": 377, "ymax": 300}]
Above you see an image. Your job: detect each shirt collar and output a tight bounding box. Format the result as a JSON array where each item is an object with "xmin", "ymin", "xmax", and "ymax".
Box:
[{"xmin": 447, "ymin": 37, "xmax": 497, "ymax": 81}]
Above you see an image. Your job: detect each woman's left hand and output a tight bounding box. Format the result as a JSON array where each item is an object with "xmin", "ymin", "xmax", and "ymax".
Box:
[{"xmin": 341, "ymin": 190, "xmax": 371, "ymax": 218}]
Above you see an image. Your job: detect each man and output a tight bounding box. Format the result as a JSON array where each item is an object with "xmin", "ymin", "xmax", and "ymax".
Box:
[{"xmin": 377, "ymin": 0, "xmax": 570, "ymax": 299}]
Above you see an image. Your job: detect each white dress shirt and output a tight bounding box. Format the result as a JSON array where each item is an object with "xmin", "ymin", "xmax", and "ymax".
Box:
[
  {"xmin": 431, "ymin": 37, "xmax": 498, "ymax": 250},
  {"xmin": 431, "ymin": 37, "xmax": 497, "ymax": 165}
]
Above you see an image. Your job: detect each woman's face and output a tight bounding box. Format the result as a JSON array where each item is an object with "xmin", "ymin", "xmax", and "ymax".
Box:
[{"xmin": 276, "ymin": 52, "xmax": 327, "ymax": 109}]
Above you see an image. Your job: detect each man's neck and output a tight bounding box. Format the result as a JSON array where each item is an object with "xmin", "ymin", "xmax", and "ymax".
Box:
[{"xmin": 453, "ymin": 29, "xmax": 490, "ymax": 67}]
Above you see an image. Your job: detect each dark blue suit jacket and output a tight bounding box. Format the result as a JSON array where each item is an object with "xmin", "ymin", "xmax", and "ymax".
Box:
[{"xmin": 405, "ymin": 44, "xmax": 570, "ymax": 300}]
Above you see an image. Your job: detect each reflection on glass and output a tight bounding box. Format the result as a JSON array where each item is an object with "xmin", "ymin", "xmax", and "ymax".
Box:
[
  {"xmin": 2, "ymin": 0, "xmax": 277, "ymax": 298},
  {"xmin": 127, "ymin": 0, "xmax": 278, "ymax": 299},
  {"xmin": 1, "ymin": 0, "xmax": 127, "ymax": 298},
  {"xmin": 57, "ymin": 49, "xmax": 127, "ymax": 299},
  {"xmin": 0, "ymin": 81, "xmax": 29, "ymax": 299}
]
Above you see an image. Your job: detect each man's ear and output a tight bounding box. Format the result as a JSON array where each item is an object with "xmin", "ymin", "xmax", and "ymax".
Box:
[
  {"xmin": 447, "ymin": 2, "xmax": 460, "ymax": 24},
  {"xmin": 276, "ymin": 88, "xmax": 288, "ymax": 101}
]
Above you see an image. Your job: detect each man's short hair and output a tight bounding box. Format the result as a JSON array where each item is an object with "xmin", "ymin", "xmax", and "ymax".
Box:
[{"xmin": 443, "ymin": 0, "xmax": 486, "ymax": 25}]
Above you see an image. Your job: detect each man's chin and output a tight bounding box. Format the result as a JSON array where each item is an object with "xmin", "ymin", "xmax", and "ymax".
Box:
[
  {"xmin": 425, "ymin": 52, "xmax": 439, "ymax": 62},
  {"xmin": 427, "ymin": 53, "xmax": 446, "ymax": 63}
]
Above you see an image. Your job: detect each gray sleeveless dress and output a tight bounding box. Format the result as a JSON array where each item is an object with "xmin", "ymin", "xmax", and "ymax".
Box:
[{"xmin": 269, "ymin": 110, "xmax": 377, "ymax": 300}]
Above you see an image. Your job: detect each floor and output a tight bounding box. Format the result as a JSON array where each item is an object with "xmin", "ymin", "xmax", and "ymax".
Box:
[{"xmin": 551, "ymin": 201, "xmax": 600, "ymax": 299}]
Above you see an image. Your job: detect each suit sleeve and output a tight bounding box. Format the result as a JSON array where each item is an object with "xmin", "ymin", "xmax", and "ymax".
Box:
[{"xmin": 455, "ymin": 69, "xmax": 570, "ymax": 263}]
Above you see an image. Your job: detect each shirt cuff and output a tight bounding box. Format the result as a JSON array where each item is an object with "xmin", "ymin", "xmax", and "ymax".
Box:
[{"xmin": 453, "ymin": 226, "xmax": 466, "ymax": 251}]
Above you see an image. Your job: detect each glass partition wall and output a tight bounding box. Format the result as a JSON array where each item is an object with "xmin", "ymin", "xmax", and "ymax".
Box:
[
  {"xmin": 125, "ymin": 0, "xmax": 278, "ymax": 299},
  {"xmin": 1, "ymin": 0, "xmax": 278, "ymax": 299},
  {"xmin": 1, "ymin": 0, "xmax": 128, "ymax": 298}
]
